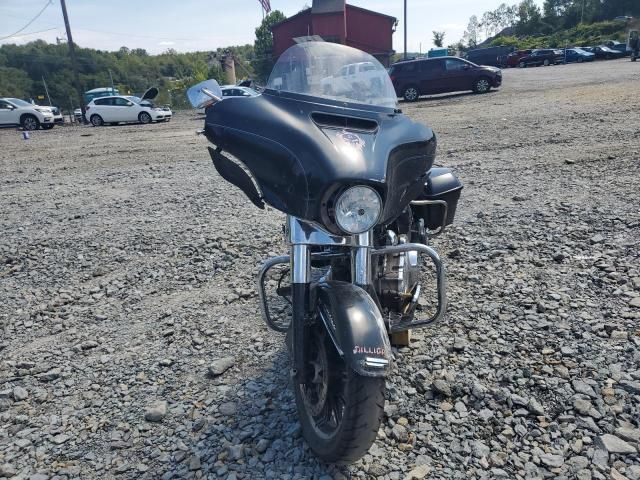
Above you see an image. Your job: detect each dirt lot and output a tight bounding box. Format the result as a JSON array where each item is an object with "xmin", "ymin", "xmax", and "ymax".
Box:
[{"xmin": 1, "ymin": 59, "xmax": 639, "ymax": 480}]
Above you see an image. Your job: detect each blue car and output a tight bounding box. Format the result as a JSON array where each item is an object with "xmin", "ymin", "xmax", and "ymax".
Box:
[{"xmin": 563, "ymin": 48, "xmax": 596, "ymax": 63}]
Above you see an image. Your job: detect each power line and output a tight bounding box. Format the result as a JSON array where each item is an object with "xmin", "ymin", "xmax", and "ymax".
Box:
[
  {"xmin": 0, "ymin": 27, "xmax": 59, "ymax": 40},
  {"xmin": 0, "ymin": 0, "xmax": 53, "ymax": 41}
]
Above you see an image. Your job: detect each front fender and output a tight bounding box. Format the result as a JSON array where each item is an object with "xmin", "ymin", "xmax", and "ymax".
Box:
[{"xmin": 315, "ymin": 281, "xmax": 391, "ymax": 377}]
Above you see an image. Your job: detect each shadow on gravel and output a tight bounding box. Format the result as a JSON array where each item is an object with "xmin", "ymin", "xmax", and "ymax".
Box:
[
  {"xmin": 401, "ymin": 90, "xmax": 499, "ymax": 104},
  {"xmin": 166, "ymin": 349, "xmax": 348, "ymax": 479}
]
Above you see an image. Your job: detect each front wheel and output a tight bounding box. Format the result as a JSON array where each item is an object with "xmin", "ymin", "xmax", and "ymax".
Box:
[
  {"xmin": 21, "ymin": 115, "xmax": 39, "ymax": 131},
  {"xmin": 543, "ymin": 59, "xmax": 550, "ymax": 66},
  {"xmin": 402, "ymin": 85, "xmax": 419, "ymax": 102},
  {"xmin": 139, "ymin": 112, "xmax": 152, "ymax": 124},
  {"xmin": 473, "ymin": 77, "xmax": 491, "ymax": 94},
  {"xmin": 294, "ymin": 325, "xmax": 385, "ymax": 464},
  {"xmin": 519, "ymin": 61, "xmax": 526, "ymax": 68}
]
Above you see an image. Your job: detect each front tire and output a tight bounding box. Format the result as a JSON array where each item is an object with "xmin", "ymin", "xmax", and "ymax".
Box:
[
  {"xmin": 139, "ymin": 112, "xmax": 152, "ymax": 124},
  {"xmin": 402, "ymin": 85, "xmax": 419, "ymax": 102},
  {"xmin": 90, "ymin": 114, "xmax": 104, "ymax": 127},
  {"xmin": 543, "ymin": 59, "xmax": 550, "ymax": 66},
  {"xmin": 519, "ymin": 61, "xmax": 526, "ymax": 68},
  {"xmin": 473, "ymin": 77, "xmax": 491, "ymax": 94},
  {"xmin": 21, "ymin": 115, "xmax": 39, "ymax": 131},
  {"xmin": 294, "ymin": 325, "xmax": 385, "ymax": 464}
]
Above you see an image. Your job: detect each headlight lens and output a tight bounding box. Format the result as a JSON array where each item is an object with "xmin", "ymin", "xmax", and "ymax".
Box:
[{"xmin": 335, "ymin": 186, "xmax": 381, "ymax": 234}]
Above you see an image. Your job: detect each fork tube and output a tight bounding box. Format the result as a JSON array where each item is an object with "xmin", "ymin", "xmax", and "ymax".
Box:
[
  {"xmin": 351, "ymin": 231, "xmax": 373, "ymax": 286},
  {"xmin": 291, "ymin": 244, "xmax": 310, "ymax": 383}
]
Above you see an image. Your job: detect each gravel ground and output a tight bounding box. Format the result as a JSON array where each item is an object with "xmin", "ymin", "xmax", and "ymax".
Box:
[{"xmin": 1, "ymin": 58, "xmax": 639, "ymax": 480}]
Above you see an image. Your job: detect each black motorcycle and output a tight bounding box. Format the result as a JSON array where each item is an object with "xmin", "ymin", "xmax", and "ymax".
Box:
[{"xmin": 188, "ymin": 42, "xmax": 462, "ymax": 464}]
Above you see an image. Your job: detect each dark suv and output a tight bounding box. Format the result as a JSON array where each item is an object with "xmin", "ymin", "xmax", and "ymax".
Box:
[
  {"xmin": 517, "ymin": 49, "xmax": 564, "ymax": 67},
  {"xmin": 388, "ymin": 56, "xmax": 502, "ymax": 102}
]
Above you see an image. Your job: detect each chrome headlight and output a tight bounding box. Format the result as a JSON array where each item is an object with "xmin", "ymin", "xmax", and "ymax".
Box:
[{"xmin": 335, "ymin": 186, "xmax": 382, "ymax": 234}]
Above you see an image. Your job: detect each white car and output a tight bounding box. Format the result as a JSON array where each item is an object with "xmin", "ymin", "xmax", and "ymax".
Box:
[
  {"xmin": 320, "ymin": 61, "xmax": 385, "ymax": 96},
  {"xmin": 0, "ymin": 97, "xmax": 56, "ymax": 130},
  {"xmin": 85, "ymin": 88, "xmax": 172, "ymax": 126}
]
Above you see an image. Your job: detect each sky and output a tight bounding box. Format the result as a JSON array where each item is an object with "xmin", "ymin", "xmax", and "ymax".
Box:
[{"xmin": 0, "ymin": 0, "xmax": 544, "ymax": 55}]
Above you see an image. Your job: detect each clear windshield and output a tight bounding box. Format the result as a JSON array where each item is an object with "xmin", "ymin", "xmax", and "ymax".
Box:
[{"xmin": 266, "ymin": 42, "xmax": 397, "ymax": 109}]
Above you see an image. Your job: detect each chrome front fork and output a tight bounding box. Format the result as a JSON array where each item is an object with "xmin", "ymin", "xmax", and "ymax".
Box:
[{"xmin": 351, "ymin": 231, "xmax": 373, "ymax": 286}]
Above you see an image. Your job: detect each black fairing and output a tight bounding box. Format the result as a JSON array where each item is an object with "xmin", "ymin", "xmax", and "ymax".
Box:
[{"xmin": 204, "ymin": 91, "xmax": 436, "ymax": 230}]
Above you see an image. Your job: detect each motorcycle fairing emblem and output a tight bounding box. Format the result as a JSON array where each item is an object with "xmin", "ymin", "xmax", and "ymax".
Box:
[{"xmin": 339, "ymin": 130, "xmax": 365, "ymax": 151}]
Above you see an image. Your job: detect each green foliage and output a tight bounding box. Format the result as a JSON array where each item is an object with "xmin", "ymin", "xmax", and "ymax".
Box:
[
  {"xmin": 491, "ymin": 21, "xmax": 629, "ymax": 49},
  {"xmin": 432, "ymin": 31, "xmax": 446, "ymax": 48},
  {"xmin": 464, "ymin": 0, "xmax": 638, "ymax": 49},
  {"xmin": 253, "ymin": 10, "xmax": 287, "ymax": 83},
  {"xmin": 0, "ymin": 67, "xmax": 32, "ymax": 98},
  {"xmin": 0, "ymin": 41, "xmax": 256, "ymax": 111}
]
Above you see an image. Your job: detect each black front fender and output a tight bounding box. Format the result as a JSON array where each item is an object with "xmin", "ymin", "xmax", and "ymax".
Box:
[{"xmin": 314, "ymin": 281, "xmax": 391, "ymax": 377}]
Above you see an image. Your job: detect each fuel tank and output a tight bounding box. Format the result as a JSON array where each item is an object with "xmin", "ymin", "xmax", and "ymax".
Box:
[{"xmin": 204, "ymin": 90, "xmax": 436, "ymax": 231}]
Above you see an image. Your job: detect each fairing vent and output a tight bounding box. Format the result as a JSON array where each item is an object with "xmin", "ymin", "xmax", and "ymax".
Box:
[{"xmin": 311, "ymin": 112, "xmax": 378, "ymax": 132}]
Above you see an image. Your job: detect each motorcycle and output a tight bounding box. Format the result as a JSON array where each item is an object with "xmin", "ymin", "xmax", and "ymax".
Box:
[{"xmin": 187, "ymin": 42, "xmax": 462, "ymax": 464}]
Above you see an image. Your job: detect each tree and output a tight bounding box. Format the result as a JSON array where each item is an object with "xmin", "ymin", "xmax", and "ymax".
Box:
[
  {"xmin": 253, "ymin": 10, "xmax": 287, "ymax": 82},
  {"xmin": 515, "ymin": 0, "xmax": 544, "ymax": 35},
  {"xmin": 432, "ymin": 31, "xmax": 445, "ymax": 47},
  {"xmin": 463, "ymin": 15, "xmax": 480, "ymax": 48}
]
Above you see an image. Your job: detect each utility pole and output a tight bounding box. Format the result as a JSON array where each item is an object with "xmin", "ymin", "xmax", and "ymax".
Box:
[
  {"xmin": 404, "ymin": 0, "xmax": 407, "ymax": 60},
  {"xmin": 42, "ymin": 76, "xmax": 52, "ymax": 106},
  {"xmin": 108, "ymin": 69, "xmax": 116, "ymax": 94},
  {"xmin": 60, "ymin": 0, "xmax": 86, "ymax": 123}
]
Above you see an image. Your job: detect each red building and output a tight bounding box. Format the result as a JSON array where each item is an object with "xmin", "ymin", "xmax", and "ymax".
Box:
[{"xmin": 272, "ymin": 0, "xmax": 397, "ymax": 66}]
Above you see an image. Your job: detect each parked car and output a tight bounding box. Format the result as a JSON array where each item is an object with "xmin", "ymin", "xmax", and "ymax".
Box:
[
  {"xmin": 221, "ymin": 86, "xmax": 259, "ymax": 97},
  {"xmin": 582, "ymin": 46, "xmax": 625, "ymax": 60},
  {"xmin": 320, "ymin": 61, "xmax": 387, "ymax": 96},
  {"xmin": 85, "ymin": 88, "xmax": 172, "ymax": 126},
  {"xmin": 388, "ymin": 56, "xmax": 502, "ymax": 101},
  {"xmin": 563, "ymin": 48, "xmax": 596, "ymax": 63},
  {"xmin": 23, "ymin": 98, "xmax": 64, "ymax": 124},
  {"xmin": 613, "ymin": 16, "xmax": 632, "ymax": 22},
  {"xmin": 603, "ymin": 40, "xmax": 631, "ymax": 56},
  {"xmin": 518, "ymin": 49, "xmax": 564, "ymax": 67},
  {"xmin": 501, "ymin": 49, "xmax": 532, "ymax": 67},
  {"xmin": 465, "ymin": 46, "xmax": 513, "ymax": 67},
  {"xmin": 0, "ymin": 97, "xmax": 55, "ymax": 130}
]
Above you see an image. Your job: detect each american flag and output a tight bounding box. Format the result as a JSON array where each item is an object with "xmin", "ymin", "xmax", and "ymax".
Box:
[{"xmin": 259, "ymin": 0, "xmax": 271, "ymax": 13}]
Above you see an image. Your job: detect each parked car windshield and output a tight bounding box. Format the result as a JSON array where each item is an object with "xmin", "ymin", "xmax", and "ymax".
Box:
[
  {"xmin": 266, "ymin": 42, "xmax": 397, "ymax": 109},
  {"xmin": 6, "ymin": 98, "xmax": 32, "ymax": 107}
]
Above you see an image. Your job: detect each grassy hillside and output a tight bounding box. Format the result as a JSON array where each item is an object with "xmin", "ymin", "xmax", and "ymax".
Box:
[{"xmin": 491, "ymin": 20, "xmax": 637, "ymax": 49}]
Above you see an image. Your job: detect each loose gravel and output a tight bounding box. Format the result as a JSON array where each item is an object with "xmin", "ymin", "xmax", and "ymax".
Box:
[{"xmin": 1, "ymin": 58, "xmax": 639, "ymax": 480}]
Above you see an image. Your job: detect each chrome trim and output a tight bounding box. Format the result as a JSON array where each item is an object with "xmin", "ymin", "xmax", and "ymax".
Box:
[
  {"xmin": 364, "ymin": 357, "xmax": 389, "ymax": 368},
  {"xmin": 287, "ymin": 216, "xmax": 350, "ymax": 246},
  {"xmin": 351, "ymin": 231, "xmax": 373, "ymax": 286},
  {"xmin": 291, "ymin": 244, "xmax": 310, "ymax": 284},
  {"xmin": 372, "ymin": 243, "xmax": 447, "ymax": 328},
  {"xmin": 410, "ymin": 199, "xmax": 449, "ymax": 235},
  {"xmin": 257, "ymin": 255, "xmax": 290, "ymax": 332}
]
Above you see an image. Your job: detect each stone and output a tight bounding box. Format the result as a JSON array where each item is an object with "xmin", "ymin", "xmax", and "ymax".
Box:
[
  {"xmin": 629, "ymin": 297, "xmax": 640, "ymax": 308},
  {"xmin": 539, "ymin": 453, "xmax": 564, "ymax": 468},
  {"xmin": 0, "ymin": 464, "xmax": 17, "ymax": 477},
  {"xmin": 611, "ymin": 468, "xmax": 629, "ymax": 480},
  {"xmin": 144, "ymin": 401, "xmax": 167, "ymax": 422},
  {"xmin": 574, "ymin": 398, "xmax": 593, "ymax": 415},
  {"xmin": 432, "ymin": 379, "xmax": 452, "ymax": 397},
  {"xmin": 51, "ymin": 434, "xmax": 69, "ymax": 445},
  {"xmin": 208, "ymin": 357, "xmax": 235, "ymax": 376},
  {"xmin": 405, "ymin": 464, "xmax": 431, "ymax": 479},
  {"xmin": 392, "ymin": 424, "xmax": 409, "ymax": 443},
  {"xmin": 596, "ymin": 434, "xmax": 637, "ymax": 454},
  {"xmin": 227, "ymin": 444, "xmax": 244, "ymax": 461},
  {"xmin": 528, "ymin": 398, "xmax": 544, "ymax": 416},
  {"xmin": 13, "ymin": 386, "xmax": 28, "ymax": 401},
  {"xmin": 218, "ymin": 402, "xmax": 236, "ymax": 416},
  {"xmin": 255, "ymin": 439, "xmax": 269, "ymax": 454},
  {"xmin": 619, "ymin": 380, "xmax": 640, "ymax": 395},
  {"xmin": 188, "ymin": 455, "xmax": 201, "ymax": 471},
  {"xmin": 572, "ymin": 380, "xmax": 597, "ymax": 398},
  {"xmin": 615, "ymin": 427, "xmax": 640, "ymax": 444},
  {"xmin": 590, "ymin": 234, "xmax": 604, "ymax": 244}
]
